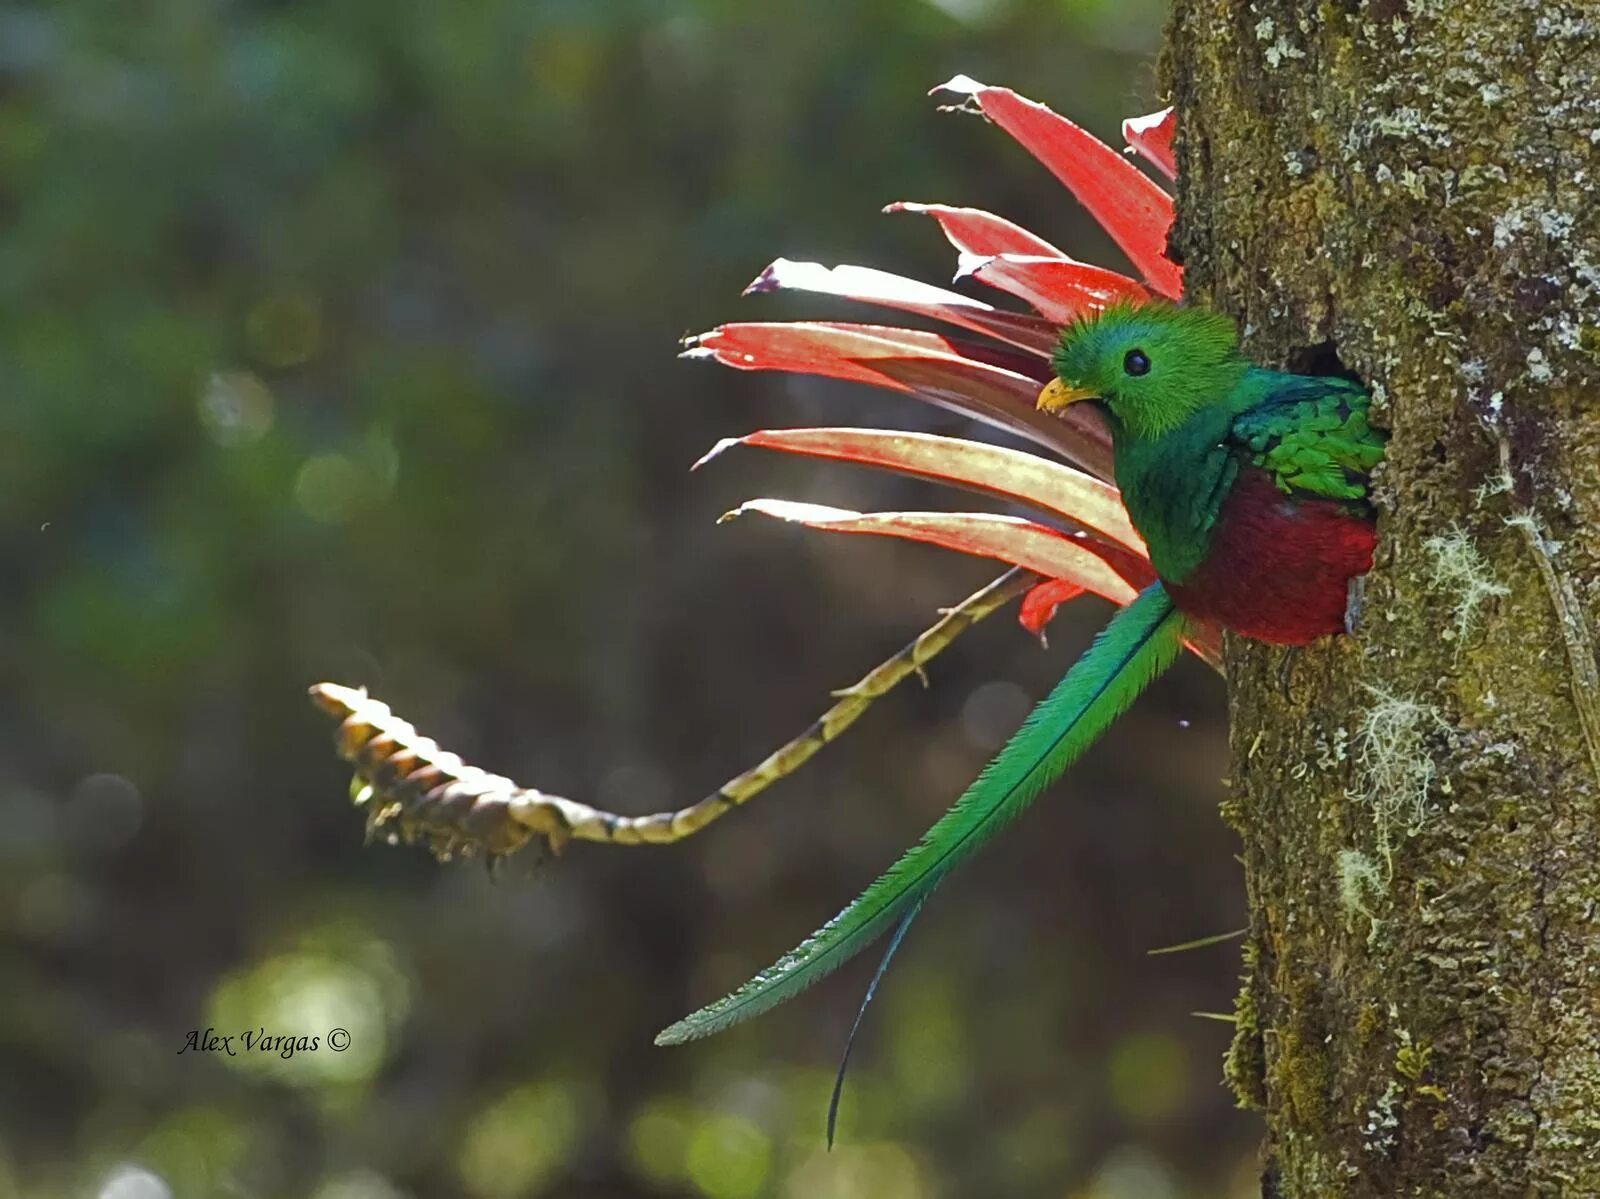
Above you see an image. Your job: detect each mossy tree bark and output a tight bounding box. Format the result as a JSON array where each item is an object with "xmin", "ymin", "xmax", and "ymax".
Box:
[{"xmin": 1162, "ymin": 2, "xmax": 1600, "ymax": 1194}]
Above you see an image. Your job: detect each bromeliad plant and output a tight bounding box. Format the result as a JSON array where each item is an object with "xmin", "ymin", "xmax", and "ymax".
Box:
[
  {"xmin": 312, "ymin": 77, "xmax": 1207, "ymax": 851},
  {"xmin": 312, "ymin": 76, "xmax": 1384, "ymax": 1140}
]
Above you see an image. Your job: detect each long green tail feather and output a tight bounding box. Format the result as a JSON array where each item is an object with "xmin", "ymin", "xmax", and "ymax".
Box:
[{"xmin": 656, "ymin": 581, "xmax": 1188, "ymax": 1046}]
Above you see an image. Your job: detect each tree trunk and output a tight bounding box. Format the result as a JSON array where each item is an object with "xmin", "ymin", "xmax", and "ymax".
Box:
[{"xmin": 1162, "ymin": 2, "xmax": 1600, "ymax": 1194}]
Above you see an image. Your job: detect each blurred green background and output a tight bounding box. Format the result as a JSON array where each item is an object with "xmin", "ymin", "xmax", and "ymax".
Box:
[{"xmin": 0, "ymin": 1, "xmax": 1259, "ymax": 1196}]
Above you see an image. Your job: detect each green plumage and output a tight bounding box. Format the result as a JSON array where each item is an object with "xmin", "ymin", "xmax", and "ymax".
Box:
[
  {"xmin": 1051, "ymin": 301, "xmax": 1383, "ymax": 583},
  {"xmin": 1231, "ymin": 376, "xmax": 1383, "ymax": 502},
  {"xmin": 655, "ymin": 582, "xmax": 1189, "ymax": 1044}
]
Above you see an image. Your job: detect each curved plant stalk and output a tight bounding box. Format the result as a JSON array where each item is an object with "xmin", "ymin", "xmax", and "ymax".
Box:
[{"xmin": 308, "ymin": 568, "xmax": 1037, "ymax": 861}]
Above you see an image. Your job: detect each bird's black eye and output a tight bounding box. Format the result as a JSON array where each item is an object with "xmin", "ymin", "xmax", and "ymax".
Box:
[{"xmin": 1123, "ymin": 349, "xmax": 1151, "ymax": 377}]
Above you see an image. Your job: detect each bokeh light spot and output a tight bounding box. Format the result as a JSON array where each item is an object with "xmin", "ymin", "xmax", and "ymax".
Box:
[
  {"xmin": 596, "ymin": 761, "xmax": 670, "ymax": 815},
  {"xmin": 457, "ymin": 1081, "xmax": 578, "ymax": 1199},
  {"xmin": 205, "ymin": 918, "xmax": 411, "ymax": 1087},
  {"xmin": 199, "ymin": 371, "xmax": 276, "ymax": 447},
  {"xmin": 63, "ymin": 772, "xmax": 143, "ymax": 853},
  {"xmin": 783, "ymin": 1142, "xmax": 927, "ymax": 1199},
  {"xmin": 96, "ymin": 1164, "xmax": 172, "ymax": 1199},
  {"xmin": 132, "ymin": 1107, "xmax": 249, "ymax": 1199},
  {"xmin": 312, "ymin": 1169, "xmax": 409, "ymax": 1199},
  {"xmin": 294, "ymin": 430, "xmax": 399, "ymax": 523},
  {"xmin": 684, "ymin": 1113, "xmax": 770, "ymax": 1199},
  {"xmin": 995, "ymin": 1102, "xmax": 1076, "ymax": 1185},
  {"xmin": 960, "ymin": 679, "xmax": 1031, "ymax": 751},
  {"xmin": 526, "ymin": 27, "xmax": 602, "ymax": 100},
  {"xmin": 295, "ymin": 454, "xmax": 367, "ymax": 524},
  {"xmin": 1082, "ymin": 1145, "xmax": 1180, "ymax": 1199},
  {"xmin": 923, "ymin": 0, "xmax": 1008, "ymax": 24},
  {"xmin": 627, "ymin": 1098, "xmax": 693, "ymax": 1186}
]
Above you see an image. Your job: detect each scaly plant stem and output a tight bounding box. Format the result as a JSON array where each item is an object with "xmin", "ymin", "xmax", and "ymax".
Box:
[{"xmin": 309, "ymin": 567, "xmax": 1037, "ymax": 859}]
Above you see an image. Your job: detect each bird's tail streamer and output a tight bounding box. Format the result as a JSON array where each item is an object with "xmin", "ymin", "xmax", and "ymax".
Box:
[{"xmin": 655, "ymin": 581, "xmax": 1189, "ymax": 1052}]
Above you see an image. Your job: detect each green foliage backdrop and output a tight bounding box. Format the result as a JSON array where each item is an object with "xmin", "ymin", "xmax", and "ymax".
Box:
[{"xmin": 1, "ymin": 2, "xmax": 1256, "ymax": 1196}]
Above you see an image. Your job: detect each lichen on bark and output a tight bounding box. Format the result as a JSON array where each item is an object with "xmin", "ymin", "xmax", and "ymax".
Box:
[{"xmin": 1162, "ymin": 1, "xmax": 1600, "ymax": 1193}]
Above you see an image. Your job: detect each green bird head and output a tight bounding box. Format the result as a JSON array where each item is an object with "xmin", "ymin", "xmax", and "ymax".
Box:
[{"xmin": 1041, "ymin": 301, "xmax": 1247, "ymax": 440}]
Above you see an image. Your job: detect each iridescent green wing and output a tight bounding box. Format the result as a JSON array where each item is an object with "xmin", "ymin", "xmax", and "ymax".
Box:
[{"xmin": 1229, "ymin": 375, "xmax": 1386, "ymax": 504}]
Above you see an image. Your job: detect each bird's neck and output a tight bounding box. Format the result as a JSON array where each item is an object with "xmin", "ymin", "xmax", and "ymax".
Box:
[{"xmin": 1110, "ymin": 402, "xmax": 1242, "ymax": 585}]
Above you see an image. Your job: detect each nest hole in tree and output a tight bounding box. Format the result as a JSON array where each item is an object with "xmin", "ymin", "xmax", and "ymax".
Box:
[{"xmin": 1287, "ymin": 339, "xmax": 1362, "ymax": 386}]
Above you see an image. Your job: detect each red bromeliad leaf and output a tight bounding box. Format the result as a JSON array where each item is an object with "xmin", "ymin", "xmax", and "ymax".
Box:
[
  {"xmin": 868, "ymin": 358, "xmax": 1115, "ymax": 482},
  {"xmin": 682, "ymin": 321, "xmax": 1043, "ymax": 391},
  {"xmin": 957, "ymin": 253, "xmax": 1150, "ymax": 325},
  {"xmin": 687, "ymin": 84, "xmax": 1218, "ymax": 670},
  {"xmin": 1019, "ymin": 578, "xmax": 1086, "ymax": 637},
  {"xmin": 1018, "ymin": 580, "xmax": 1225, "ymax": 673},
  {"xmin": 744, "ymin": 258, "xmax": 1059, "ymax": 356},
  {"xmin": 933, "ymin": 76, "xmax": 1183, "ymax": 300},
  {"xmin": 884, "ymin": 202, "xmax": 1068, "ymax": 259},
  {"xmin": 1185, "ymin": 622, "xmax": 1225, "ymax": 674},
  {"xmin": 722, "ymin": 491, "xmax": 1222, "ymax": 670},
  {"xmin": 1019, "ymin": 576, "xmax": 1225, "ymax": 673},
  {"xmin": 720, "ymin": 499, "xmax": 1144, "ymax": 606},
  {"xmin": 697, "ymin": 427, "xmax": 1145, "ymax": 556},
  {"xmin": 1123, "ymin": 107, "xmax": 1177, "ymax": 181},
  {"xmin": 684, "ymin": 321, "xmax": 1115, "ymax": 480}
]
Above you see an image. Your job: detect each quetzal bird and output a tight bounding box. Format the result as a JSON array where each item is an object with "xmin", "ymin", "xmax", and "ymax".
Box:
[{"xmin": 656, "ymin": 300, "xmax": 1386, "ymax": 1129}]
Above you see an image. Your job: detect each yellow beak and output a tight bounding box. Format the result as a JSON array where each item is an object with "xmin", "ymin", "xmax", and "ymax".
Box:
[{"xmin": 1037, "ymin": 377, "xmax": 1098, "ymax": 413}]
